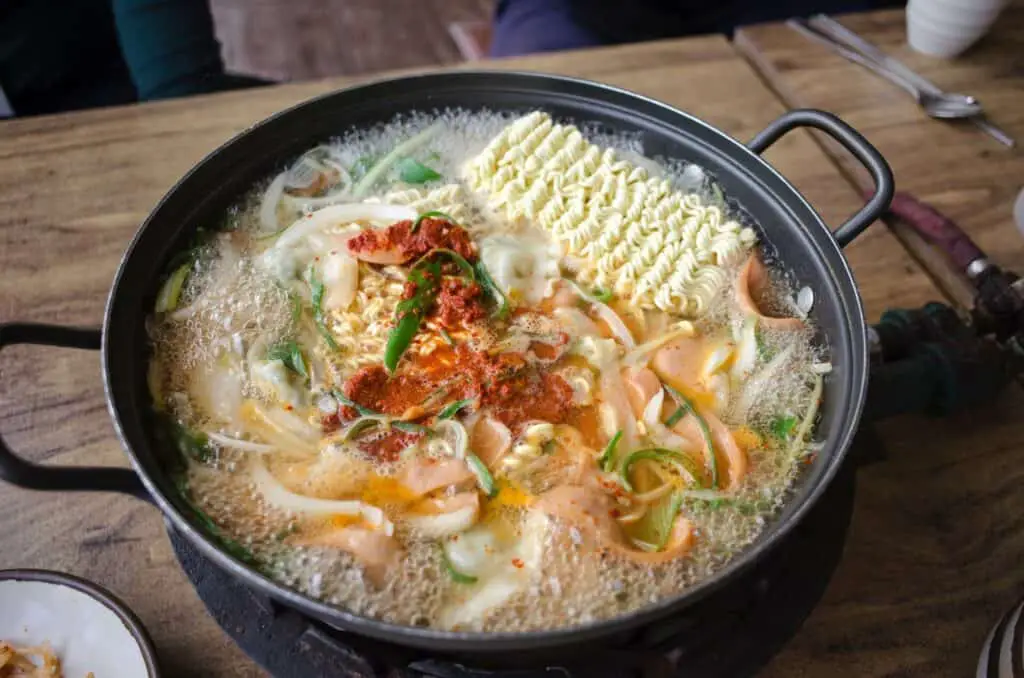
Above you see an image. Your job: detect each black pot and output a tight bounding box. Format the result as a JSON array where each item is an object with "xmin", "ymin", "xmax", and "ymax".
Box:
[{"xmin": 0, "ymin": 72, "xmax": 893, "ymax": 659}]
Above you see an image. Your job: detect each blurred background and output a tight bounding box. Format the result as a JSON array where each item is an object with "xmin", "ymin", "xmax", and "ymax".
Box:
[{"xmin": 209, "ymin": 0, "xmax": 493, "ymax": 80}]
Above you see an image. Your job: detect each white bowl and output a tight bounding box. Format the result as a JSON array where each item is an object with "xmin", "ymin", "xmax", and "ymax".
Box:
[
  {"xmin": 0, "ymin": 570, "xmax": 159, "ymax": 678},
  {"xmin": 907, "ymin": 0, "xmax": 1009, "ymax": 58}
]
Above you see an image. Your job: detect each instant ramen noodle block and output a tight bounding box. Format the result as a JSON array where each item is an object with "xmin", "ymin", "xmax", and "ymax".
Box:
[{"xmin": 464, "ymin": 112, "xmax": 757, "ymax": 316}]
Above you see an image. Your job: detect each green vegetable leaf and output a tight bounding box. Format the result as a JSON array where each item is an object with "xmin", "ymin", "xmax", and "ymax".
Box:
[
  {"xmin": 591, "ymin": 287, "xmax": 614, "ymax": 303},
  {"xmin": 412, "ymin": 210, "xmax": 457, "ymax": 233},
  {"xmin": 620, "ymin": 447, "xmax": 705, "ymax": 493},
  {"xmin": 385, "ymin": 312, "xmax": 422, "ymax": 374},
  {"xmin": 307, "ymin": 266, "xmax": 340, "ymax": 351},
  {"xmin": 397, "ymin": 158, "xmax": 442, "ymax": 184},
  {"xmin": 770, "ymin": 415, "xmax": 798, "ymax": 440},
  {"xmin": 474, "ymin": 260, "xmax": 510, "ymax": 320},
  {"xmin": 437, "ymin": 398, "xmax": 475, "ymax": 421},
  {"xmin": 441, "ymin": 544, "xmax": 478, "ymax": 584},
  {"xmin": 267, "ymin": 340, "xmax": 308, "ymax": 380},
  {"xmin": 331, "ymin": 389, "xmax": 432, "ymax": 436},
  {"xmin": 466, "ymin": 453, "xmax": 496, "ymax": 497},
  {"xmin": 170, "ymin": 422, "xmax": 213, "ymax": 463},
  {"xmin": 664, "ymin": 385, "xmax": 718, "ymax": 489},
  {"xmin": 599, "ymin": 430, "xmax": 623, "ymax": 472}
]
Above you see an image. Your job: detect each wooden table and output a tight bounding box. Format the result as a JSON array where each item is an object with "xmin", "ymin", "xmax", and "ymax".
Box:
[
  {"xmin": 0, "ymin": 30, "xmax": 1010, "ymax": 678},
  {"xmin": 735, "ymin": 8, "xmax": 1024, "ymax": 677},
  {"xmin": 736, "ymin": 5, "xmax": 1024, "ymax": 307}
]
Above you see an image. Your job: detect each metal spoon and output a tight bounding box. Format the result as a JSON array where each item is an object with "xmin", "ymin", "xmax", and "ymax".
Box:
[{"xmin": 787, "ymin": 20, "xmax": 982, "ymax": 119}]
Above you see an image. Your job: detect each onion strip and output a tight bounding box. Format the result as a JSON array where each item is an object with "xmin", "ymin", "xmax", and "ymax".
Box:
[
  {"xmin": 206, "ymin": 432, "xmax": 274, "ymax": 454},
  {"xmin": 564, "ymin": 279, "xmax": 635, "ymax": 349},
  {"xmin": 259, "ymin": 172, "xmax": 288, "ymax": 233},
  {"xmin": 252, "ymin": 459, "xmax": 393, "ymax": 535},
  {"xmin": 790, "ymin": 374, "xmax": 824, "ymax": 458}
]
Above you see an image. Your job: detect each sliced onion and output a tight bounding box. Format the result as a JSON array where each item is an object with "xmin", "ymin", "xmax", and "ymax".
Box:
[
  {"xmin": 623, "ymin": 324, "xmax": 696, "ymax": 368},
  {"xmin": 259, "ymin": 172, "xmax": 288, "ymax": 233},
  {"xmin": 252, "ymin": 459, "xmax": 393, "ymax": 534},
  {"xmin": 791, "ymin": 374, "xmax": 825, "ymax": 458},
  {"xmin": 730, "ymin": 315, "xmax": 758, "ymax": 383},
  {"xmin": 811, "ymin": 362, "xmax": 833, "ymax": 375},
  {"xmin": 406, "ymin": 503, "xmax": 480, "ymax": 537},
  {"xmin": 432, "ymin": 419, "xmax": 469, "ymax": 460},
  {"xmin": 206, "ymin": 432, "xmax": 275, "ymax": 454},
  {"xmin": 241, "ymin": 400, "xmax": 319, "ymax": 454},
  {"xmin": 600, "ymin": 368, "xmax": 637, "ymax": 453},
  {"xmin": 735, "ymin": 343, "xmax": 796, "ymax": 422},
  {"xmin": 274, "ymin": 203, "xmax": 416, "ymax": 250},
  {"xmin": 642, "ymin": 388, "xmax": 665, "ymax": 427},
  {"xmin": 678, "ymin": 488, "xmax": 731, "ymax": 501},
  {"xmin": 563, "ymin": 279, "xmax": 635, "ymax": 349}
]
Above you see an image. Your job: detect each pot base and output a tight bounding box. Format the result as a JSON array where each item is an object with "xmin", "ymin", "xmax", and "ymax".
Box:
[{"xmin": 169, "ymin": 459, "xmax": 855, "ymax": 677}]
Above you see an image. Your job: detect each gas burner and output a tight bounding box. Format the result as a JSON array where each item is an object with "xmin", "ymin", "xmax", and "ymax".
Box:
[{"xmin": 170, "ymin": 461, "xmax": 855, "ymax": 678}]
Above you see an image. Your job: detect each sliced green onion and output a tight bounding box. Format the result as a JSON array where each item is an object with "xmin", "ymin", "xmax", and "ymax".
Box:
[
  {"xmin": 770, "ymin": 415, "xmax": 798, "ymax": 440},
  {"xmin": 267, "ymin": 340, "xmax": 308, "ymax": 380},
  {"xmin": 599, "ymin": 430, "xmax": 623, "ymax": 473},
  {"xmin": 385, "ymin": 312, "xmax": 421, "ymax": 374},
  {"xmin": 340, "ymin": 416, "xmax": 388, "ymax": 442},
  {"xmin": 397, "ymin": 158, "xmax": 442, "ymax": 184},
  {"xmin": 307, "ymin": 266, "xmax": 339, "ymax": 351},
  {"xmin": 663, "ymin": 385, "xmax": 718, "ymax": 489},
  {"xmin": 155, "ymin": 263, "xmax": 190, "ymax": 313},
  {"xmin": 664, "ymin": 401, "xmax": 687, "ymax": 428},
  {"xmin": 438, "ymin": 398, "xmax": 475, "ymax": 421},
  {"xmin": 474, "ymin": 260, "xmax": 510, "ymax": 320},
  {"xmin": 630, "ymin": 490, "xmax": 684, "ymax": 552},
  {"xmin": 170, "ymin": 421, "xmax": 213, "ymax": 463},
  {"xmin": 331, "ymin": 390, "xmax": 431, "ymax": 435},
  {"xmin": 412, "ymin": 247, "xmax": 476, "ymax": 282},
  {"xmin": 620, "ymin": 447, "xmax": 704, "ymax": 493},
  {"xmin": 412, "ymin": 210, "xmax": 457, "ymax": 233},
  {"xmin": 466, "ymin": 453, "xmax": 496, "ymax": 497},
  {"xmin": 439, "ymin": 328, "xmax": 456, "ymax": 346},
  {"xmin": 591, "ymin": 287, "xmax": 613, "ymax": 303},
  {"xmin": 441, "ymin": 543, "xmax": 478, "ymax": 584},
  {"xmin": 352, "ymin": 124, "xmax": 440, "ymax": 197}
]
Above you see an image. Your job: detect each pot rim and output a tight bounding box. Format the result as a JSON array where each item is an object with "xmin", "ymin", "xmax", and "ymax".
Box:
[{"xmin": 102, "ymin": 69, "xmax": 868, "ymax": 651}]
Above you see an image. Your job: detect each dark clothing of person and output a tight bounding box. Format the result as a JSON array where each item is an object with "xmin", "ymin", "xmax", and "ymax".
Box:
[
  {"xmin": 491, "ymin": 0, "xmax": 905, "ymax": 57},
  {"xmin": 0, "ymin": 0, "xmax": 266, "ymax": 117}
]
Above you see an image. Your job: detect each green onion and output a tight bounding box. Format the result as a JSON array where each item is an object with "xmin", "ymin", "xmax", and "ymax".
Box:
[
  {"xmin": 331, "ymin": 390, "xmax": 431, "ymax": 435},
  {"xmin": 474, "ymin": 260, "xmax": 510, "ymax": 320},
  {"xmin": 439, "ymin": 328, "xmax": 456, "ymax": 346},
  {"xmin": 170, "ymin": 421, "xmax": 213, "ymax": 463},
  {"xmin": 274, "ymin": 524, "xmax": 299, "ymax": 541},
  {"xmin": 289, "ymin": 292, "xmax": 303, "ymax": 324},
  {"xmin": 397, "ymin": 158, "xmax": 442, "ymax": 184},
  {"xmin": 663, "ymin": 385, "xmax": 718, "ymax": 489},
  {"xmin": 340, "ymin": 417, "xmax": 388, "ymax": 442},
  {"xmin": 770, "ymin": 415, "xmax": 798, "ymax": 440},
  {"xmin": 267, "ymin": 340, "xmax": 308, "ymax": 380},
  {"xmin": 664, "ymin": 401, "xmax": 687, "ymax": 428},
  {"xmin": 155, "ymin": 263, "xmax": 191, "ymax": 313},
  {"xmin": 466, "ymin": 453, "xmax": 496, "ymax": 497},
  {"xmin": 352, "ymin": 124, "xmax": 440, "ymax": 197},
  {"xmin": 630, "ymin": 491, "xmax": 684, "ymax": 552},
  {"xmin": 620, "ymin": 447, "xmax": 705, "ymax": 493},
  {"xmin": 412, "ymin": 210, "xmax": 457, "ymax": 233},
  {"xmin": 438, "ymin": 398, "xmax": 475, "ymax": 421},
  {"xmin": 307, "ymin": 266, "xmax": 339, "ymax": 351},
  {"xmin": 599, "ymin": 430, "xmax": 623, "ymax": 472},
  {"xmin": 412, "ymin": 247, "xmax": 476, "ymax": 282},
  {"xmin": 591, "ymin": 287, "xmax": 614, "ymax": 303},
  {"xmin": 351, "ymin": 155, "xmax": 376, "ymax": 180},
  {"xmin": 441, "ymin": 544, "xmax": 478, "ymax": 584},
  {"xmin": 385, "ymin": 312, "xmax": 421, "ymax": 374}
]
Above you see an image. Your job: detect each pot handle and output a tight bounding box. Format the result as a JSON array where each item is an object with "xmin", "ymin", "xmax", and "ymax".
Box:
[
  {"xmin": 0, "ymin": 323, "xmax": 149, "ymax": 499},
  {"xmin": 748, "ymin": 109, "xmax": 894, "ymax": 248}
]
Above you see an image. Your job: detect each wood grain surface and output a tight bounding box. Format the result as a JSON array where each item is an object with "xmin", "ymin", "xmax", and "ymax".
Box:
[
  {"xmin": 0, "ymin": 34, "xmax": 962, "ymax": 678},
  {"xmin": 736, "ymin": 5, "xmax": 1024, "ymax": 309}
]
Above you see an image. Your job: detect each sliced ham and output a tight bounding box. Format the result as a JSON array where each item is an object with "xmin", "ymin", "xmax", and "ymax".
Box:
[
  {"xmin": 470, "ymin": 416, "xmax": 512, "ymax": 469},
  {"xmin": 736, "ymin": 253, "xmax": 804, "ymax": 332},
  {"xmin": 288, "ymin": 526, "xmax": 399, "ymax": 586},
  {"xmin": 536, "ymin": 484, "xmax": 694, "ymax": 563},
  {"xmin": 671, "ymin": 406, "xmax": 747, "ymax": 490},
  {"xmin": 651, "ymin": 335, "xmax": 707, "ymax": 398},
  {"xmin": 398, "ymin": 456, "xmax": 474, "ymax": 497}
]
